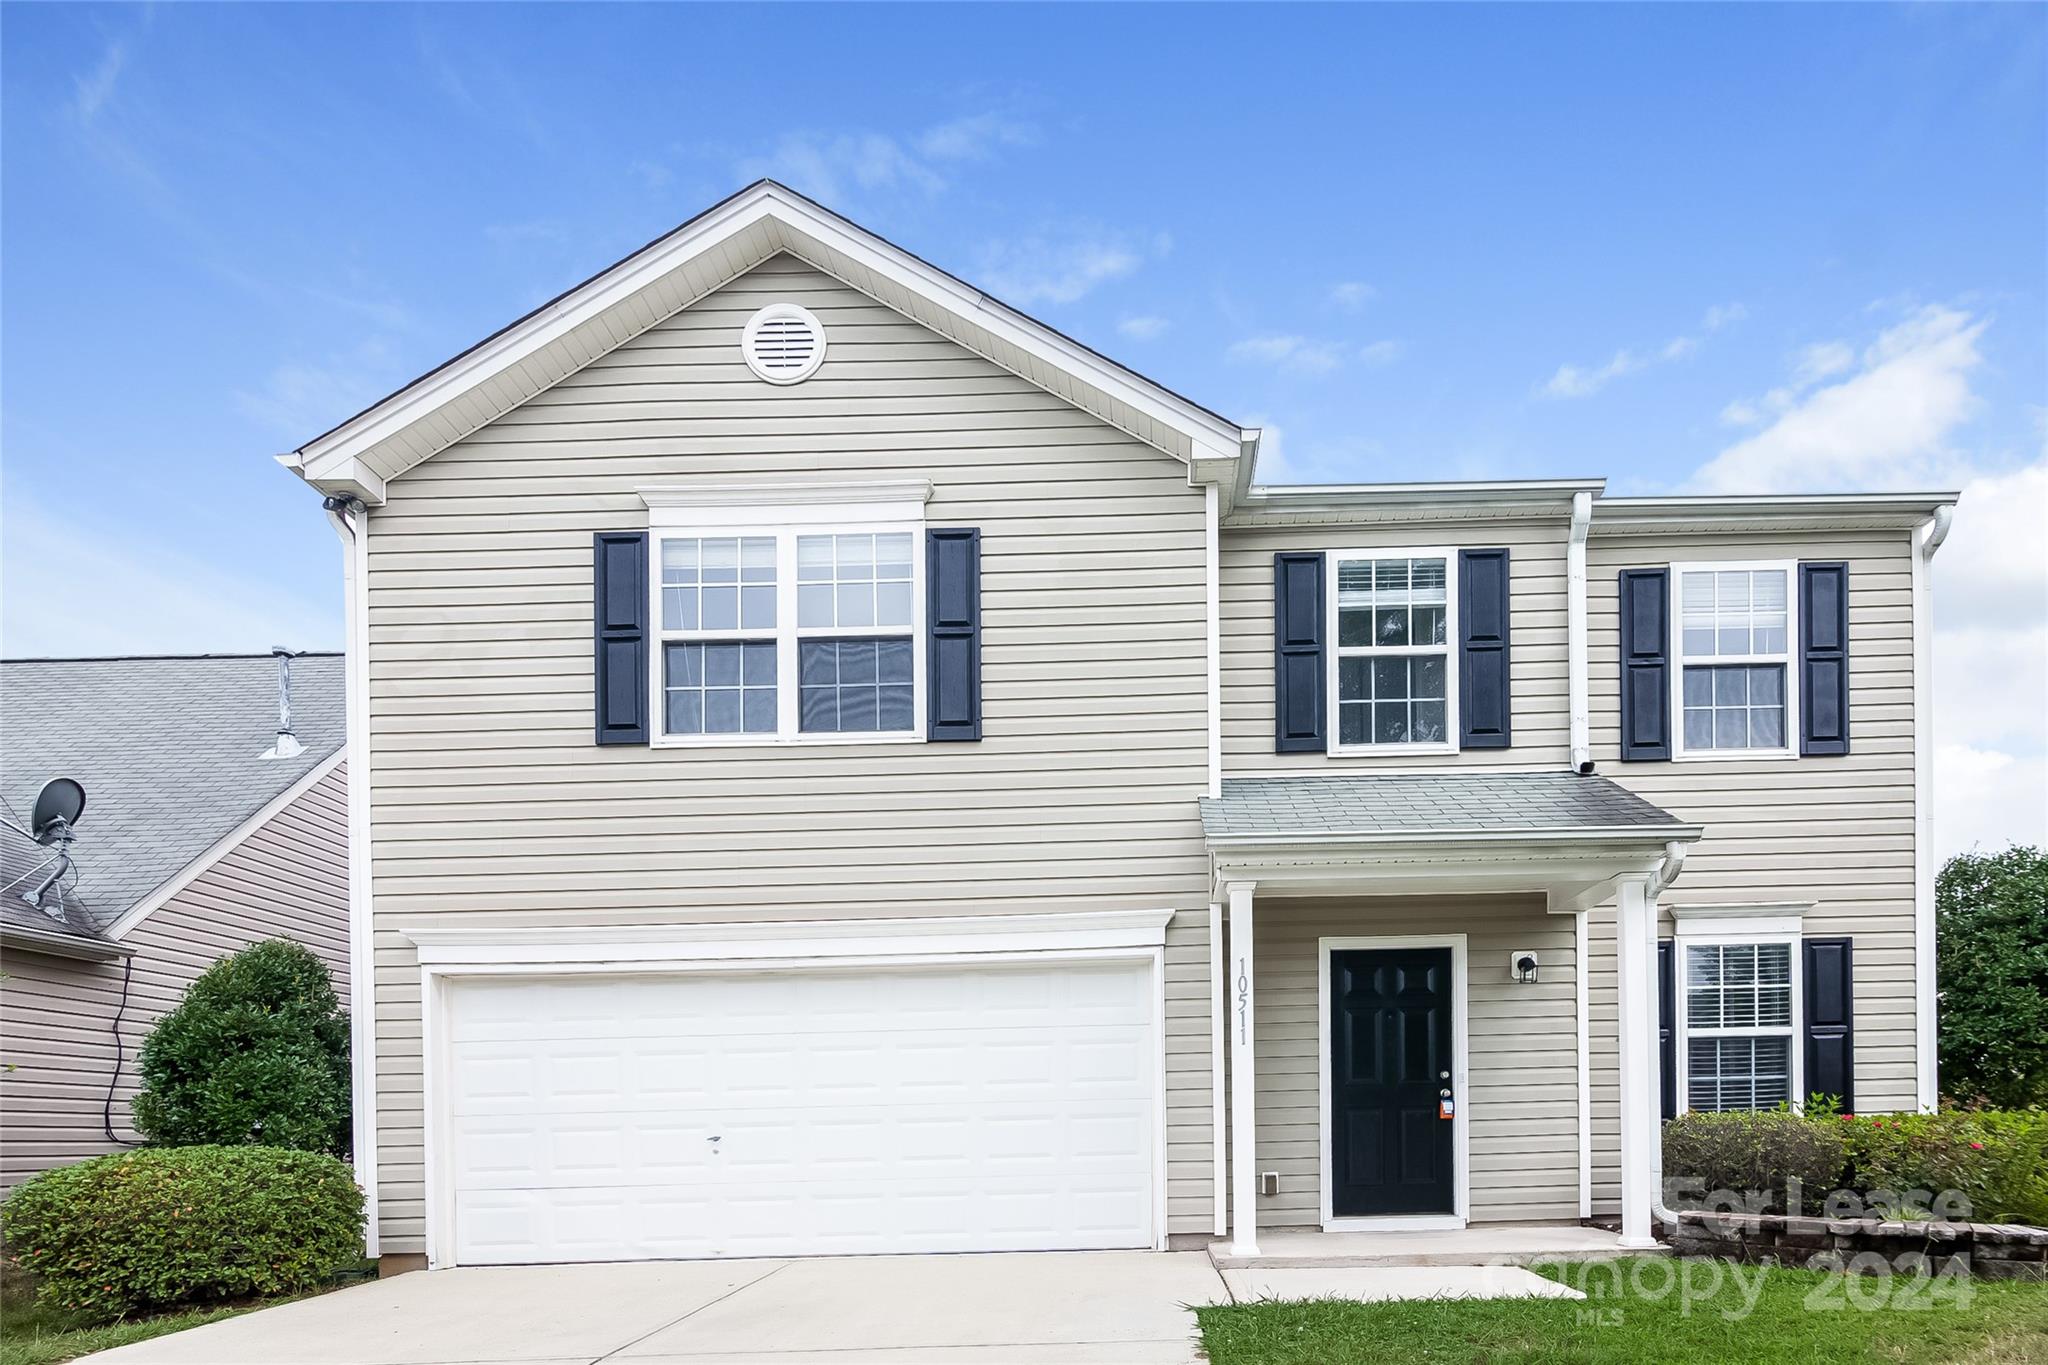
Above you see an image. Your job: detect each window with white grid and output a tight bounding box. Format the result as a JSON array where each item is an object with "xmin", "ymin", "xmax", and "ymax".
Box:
[
  {"xmin": 1682, "ymin": 940, "xmax": 1797, "ymax": 1111},
  {"xmin": 1672, "ymin": 563, "xmax": 1796, "ymax": 756},
  {"xmin": 1327, "ymin": 550, "xmax": 1458, "ymax": 750},
  {"xmin": 652, "ymin": 523, "xmax": 922, "ymax": 743}
]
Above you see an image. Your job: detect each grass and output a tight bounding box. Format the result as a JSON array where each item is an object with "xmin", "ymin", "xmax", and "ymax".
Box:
[
  {"xmin": 0, "ymin": 1259, "xmax": 368, "ymax": 1365},
  {"xmin": 1195, "ymin": 1257, "xmax": 2048, "ymax": 1365}
]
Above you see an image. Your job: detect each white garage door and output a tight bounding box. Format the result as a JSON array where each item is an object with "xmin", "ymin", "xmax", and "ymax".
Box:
[{"xmin": 443, "ymin": 959, "xmax": 1157, "ymax": 1265}]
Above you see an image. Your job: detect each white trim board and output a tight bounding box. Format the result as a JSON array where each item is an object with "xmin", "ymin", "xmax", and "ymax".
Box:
[
  {"xmin": 103, "ymin": 748, "xmax": 345, "ymax": 941},
  {"xmin": 1316, "ymin": 934, "xmax": 1471, "ymax": 1231}
]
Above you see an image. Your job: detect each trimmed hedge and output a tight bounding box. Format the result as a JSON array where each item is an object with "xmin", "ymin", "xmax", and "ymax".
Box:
[
  {"xmin": 1662, "ymin": 1107, "xmax": 2048, "ymax": 1226},
  {"xmin": 1660, "ymin": 1110, "xmax": 1846, "ymax": 1213},
  {"xmin": 131, "ymin": 939, "xmax": 350, "ymax": 1155},
  {"xmin": 0, "ymin": 1146, "xmax": 363, "ymax": 1321}
]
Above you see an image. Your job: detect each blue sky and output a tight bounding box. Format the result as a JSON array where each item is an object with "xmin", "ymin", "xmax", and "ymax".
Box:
[{"xmin": 3, "ymin": 3, "xmax": 2042, "ymax": 852}]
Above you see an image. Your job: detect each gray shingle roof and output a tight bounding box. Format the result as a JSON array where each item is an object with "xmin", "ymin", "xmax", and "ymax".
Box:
[
  {"xmin": 0, "ymin": 654, "xmax": 343, "ymax": 940},
  {"xmin": 1200, "ymin": 772, "xmax": 1686, "ymax": 840}
]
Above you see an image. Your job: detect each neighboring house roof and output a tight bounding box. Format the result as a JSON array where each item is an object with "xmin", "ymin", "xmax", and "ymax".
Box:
[
  {"xmin": 0, "ymin": 654, "xmax": 344, "ymax": 950},
  {"xmin": 281, "ymin": 180, "xmax": 1253, "ymax": 510},
  {"xmin": 1200, "ymin": 772, "xmax": 1691, "ymax": 841}
]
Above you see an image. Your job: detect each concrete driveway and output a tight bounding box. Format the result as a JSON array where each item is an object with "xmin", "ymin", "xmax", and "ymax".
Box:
[
  {"xmin": 78, "ymin": 1250, "xmax": 1581, "ymax": 1364},
  {"xmin": 79, "ymin": 1252, "xmax": 1230, "ymax": 1365}
]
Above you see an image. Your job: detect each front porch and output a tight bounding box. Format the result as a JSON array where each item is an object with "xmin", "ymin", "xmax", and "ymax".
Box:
[{"xmin": 1200, "ymin": 773, "xmax": 1701, "ymax": 1260}]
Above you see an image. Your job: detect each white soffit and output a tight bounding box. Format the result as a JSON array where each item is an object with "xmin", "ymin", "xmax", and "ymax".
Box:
[{"xmin": 291, "ymin": 181, "xmax": 1246, "ymax": 504}]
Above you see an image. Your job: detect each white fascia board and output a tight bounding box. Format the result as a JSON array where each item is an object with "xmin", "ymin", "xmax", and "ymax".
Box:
[
  {"xmin": 0, "ymin": 924, "xmax": 133, "ymax": 961},
  {"xmin": 1591, "ymin": 492, "xmax": 1960, "ymax": 536},
  {"xmin": 104, "ymin": 748, "xmax": 346, "ymax": 941},
  {"xmin": 1229, "ymin": 478, "xmax": 1605, "ymax": 528},
  {"xmin": 1204, "ymin": 823, "xmax": 1702, "ymax": 852},
  {"xmin": 398, "ymin": 909, "xmax": 1176, "ymax": 968},
  {"xmin": 296, "ymin": 182, "xmax": 1244, "ymax": 489}
]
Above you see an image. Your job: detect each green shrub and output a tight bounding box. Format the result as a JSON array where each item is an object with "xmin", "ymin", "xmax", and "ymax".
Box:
[
  {"xmin": 1836, "ymin": 1108, "xmax": 2048, "ymax": 1225},
  {"xmin": 131, "ymin": 939, "xmax": 350, "ymax": 1154},
  {"xmin": 1661, "ymin": 1110, "xmax": 1845, "ymax": 1212},
  {"xmin": 1936, "ymin": 846, "xmax": 2048, "ymax": 1107},
  {"xmin": 0, "ymin": 1146, "xmax": 363, "ymax": 1321}
]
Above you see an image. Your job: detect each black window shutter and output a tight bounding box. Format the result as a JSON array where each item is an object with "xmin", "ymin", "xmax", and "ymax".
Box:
[
  {"xmin": 1799, "ymin": 562, "xmax": 1851, "ymax": 756},
  {"xmin": 593, "ymin": 532, "xmax": 649, "ymax": 746},
  {"xmin": 1619, "ymin": 568, "xmax": 1671, "ymax": 761},
  {"xmin": 1273, "ymin": 552, "xmax": 1326, "ymax": 752},
  {"xmin": 1803, "ymin": 937, "xmax": 1855, "ymax": 1112},
  {"xmin": 1458, "ymin": 548, "xmax": 1512, "ymax": 749},
  {"xmin": 1658, "ymin": 940, "xmax": 1677, "ymax": 1121},
  {"xmin": 927, "ymin": 528, "xmax": 982, "ymax": 741}
]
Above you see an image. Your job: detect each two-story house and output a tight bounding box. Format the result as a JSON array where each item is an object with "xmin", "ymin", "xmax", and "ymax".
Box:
[{"xmin": 281, "ymin": 182, "xmax": 1954, "ymax": 1273}]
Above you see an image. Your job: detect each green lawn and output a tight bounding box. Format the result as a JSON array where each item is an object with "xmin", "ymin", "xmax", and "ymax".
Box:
[
  {"xmin": 0, "ymin": 1260, "xmax": 366, "ymax": 1365},
  {"xmin": 1196, "ymin": 1258, "xmax": 2048, "ymax": 1365}
]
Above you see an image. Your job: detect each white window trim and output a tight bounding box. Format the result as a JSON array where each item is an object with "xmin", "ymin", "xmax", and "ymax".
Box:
[
  {"xmin": 1668, "ymin": 558, "xmax": 1800, "ymax": 762},
  {"xmin": 1324, "ymin": 545, "xmax": 1461, "ymax": 757},
  {"xmin": 1673, "ymin": 913, "xmax": 1806, "ymax": 1115},
  {"xmin": 1316, "ymin": 934, "xmax": 1470, "ymax": 1232},
  {"xmin": 647, "ymin": 515, "xmax": 927, "ymax": 748}
]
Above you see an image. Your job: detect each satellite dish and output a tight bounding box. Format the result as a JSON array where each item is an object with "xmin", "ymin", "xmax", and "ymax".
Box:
[{"xmin": 30, "ymin": 778, "xmax": 85, "ymax": 844}]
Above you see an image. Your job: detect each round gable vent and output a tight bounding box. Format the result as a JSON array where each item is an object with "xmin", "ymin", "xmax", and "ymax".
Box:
[{"xmin": 741, "ymin": 304, "xmax": 827, "ymax": 385}]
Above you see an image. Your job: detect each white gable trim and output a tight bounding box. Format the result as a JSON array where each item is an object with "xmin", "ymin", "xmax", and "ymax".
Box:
[
  {"xmin": 103, "ymin": 748, "xmax": 345, "ymax": 942},
  {"xmin": 290, "ymin": 182, "xmax": 1245, "ymax": 503}
]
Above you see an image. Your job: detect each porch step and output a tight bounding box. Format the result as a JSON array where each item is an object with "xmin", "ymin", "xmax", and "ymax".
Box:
[{"xmin": 1209, "ymin": 1227, "xmax": 1666, "ymax": 1270}]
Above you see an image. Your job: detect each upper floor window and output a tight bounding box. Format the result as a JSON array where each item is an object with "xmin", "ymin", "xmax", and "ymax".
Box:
[
  {"xmin": 1671, "ymin": 562, "xmax": 1796, "ymax": 758},
  {"xmin": 653, "ymin": 520, "xmax": 924, "ymax": 745},
  {"xmin": 1329, "ymin": 550, "xmax": 1457, "ymax": 751}
]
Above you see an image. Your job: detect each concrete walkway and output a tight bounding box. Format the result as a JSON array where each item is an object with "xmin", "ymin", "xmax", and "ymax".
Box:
[{"xmin": 78, "ymin": 1250, "xmax": 1577, "ymax": 1365}]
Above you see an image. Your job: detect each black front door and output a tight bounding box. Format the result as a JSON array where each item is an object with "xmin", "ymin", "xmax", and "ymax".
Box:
[{"xmin": 1329, "ymin": 947, "xmax": 1455, "ymax": 1217}]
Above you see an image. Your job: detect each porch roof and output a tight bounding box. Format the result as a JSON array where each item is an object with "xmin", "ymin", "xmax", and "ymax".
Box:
[{"xmin": 1200, "ymin": 772, "xmax": 1689, "ymax": 842}]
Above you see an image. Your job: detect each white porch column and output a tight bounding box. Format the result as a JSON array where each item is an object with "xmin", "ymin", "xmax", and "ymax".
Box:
[
  {"xmin": 1614, "ymin": 873, "xmax": 1660, "ymax": 1248},
  {"xmin": 1225, "ymin": 880, "xmax": 1259, "ymax": 1257}
]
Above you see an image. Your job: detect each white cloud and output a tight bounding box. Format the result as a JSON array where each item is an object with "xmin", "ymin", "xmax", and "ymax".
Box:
[
  {"xmin": 1691, "ymin": 305, "xmax": 1986, "ymax": 493},
  {"xmin": 1543, "ymin": 349, "xmax": 1644, "ymax": 399},
  {"xmin": 1117, "ymin": 315, "xmax": 1169, "ymax": 340},
  {"xmin": 1329, "ymin": 281, "xmax": 1375, "ymax": 312},
  {"xmin": 1227, "ymin": 335, "xmax": 1346, "ymax": 376},
  {"xmin": 732, "ymin": 112, "xmax": 1038, "ymax": 206},
  {"xmin": 1357, "ymin": 340, "xmax": 1405, "ymax": 367},
  {"xmin": 913, "ymin": 113, "xmax": 1036, "ymax": 162},
  {"xmin": 232, "ymin": 339, "xmax": 399, "ymax": 440},
  {"xmin": 71, "ymin": 38, "xmax": 127, "ymax": 124},
  {"xmin": 0, "ymin": 488, "xmax": 338, "ymax": 658},
  {"xmin": 1683, "ymin": 308, "xmax": 2044, "ymax": 859},
  {"xmin": 1541, "ymin": 302, "xmax": 1746, "ymax": 399},
  {"xmin": 978, "ymin": 234, "xmax": 1142, "ymax": 306}
]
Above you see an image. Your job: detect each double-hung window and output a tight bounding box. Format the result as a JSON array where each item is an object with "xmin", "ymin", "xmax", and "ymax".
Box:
[
  {"xmin": 1328, "ymin": 549, "xmax": 1457, "ymax": 751},
  {"xmin": 1671, "ymin": 562, "xmax": 1797, "ymax": 758},
  {"xmin": 650, "ymin": 508, "xmax": 925, "ymax": 745}
]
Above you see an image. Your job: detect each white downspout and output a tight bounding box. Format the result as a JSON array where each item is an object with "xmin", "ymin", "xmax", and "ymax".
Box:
[
  {"xmin": 324, "ymin": 497, "xmax": 379, "ymax": 1259},
  {"xmin": 1567, "ymin": 490, "xmax": 1593, "ymax": 773},
  {"xmin": 1912, "ymin": 504, "xmax": 1954, "ymax": 1110}
]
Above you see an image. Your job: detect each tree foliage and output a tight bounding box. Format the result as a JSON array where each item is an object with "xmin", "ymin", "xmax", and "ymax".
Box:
[
  {"xmin": 1936, "ymin": 845, "xmax": 2048, "ymax": 1107},
  {"xmin": 130, "ymin": 939, "xmax": 350, "ymax": 1155}
]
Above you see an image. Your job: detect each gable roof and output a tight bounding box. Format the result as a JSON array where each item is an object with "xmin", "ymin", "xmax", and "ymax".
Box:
[
  {"xmin": 0, "ymin": 654, "xmax": 345, "ymax": 946},
  {"xmin": 283, "ymin": 181, "xmax": 1252, "ymax": 507}
]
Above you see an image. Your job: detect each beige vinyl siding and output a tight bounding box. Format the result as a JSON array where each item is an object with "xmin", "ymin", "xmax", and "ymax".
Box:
[
  {"xmin": 363, "ymin": 255, "xmax": 1217, "ymax": 1251},
  {"xmin": 1585, "ymin": 531, "xmax": 1920, "ymax": 1211},
  {"xmin": 1220, "ymin": 519, "xmax": 1572, "ymax": 773},
  {"xmin": 0, "ymin": 762, "xmax": 349, "ymax": 1187},
  {"xmin": 1245, "ymin": 895, "xmax": 1580, "ymax": 1228}
]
